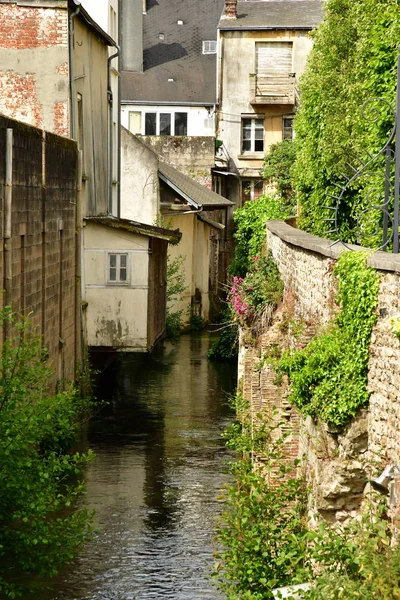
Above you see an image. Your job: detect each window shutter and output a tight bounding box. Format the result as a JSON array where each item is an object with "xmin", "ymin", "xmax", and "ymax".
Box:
[{"xmin": 256, "ymin": 42, "xmax": 293, "ymax": 76}]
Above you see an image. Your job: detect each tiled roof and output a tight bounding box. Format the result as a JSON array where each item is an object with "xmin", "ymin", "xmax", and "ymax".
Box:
[
  {"xmin": 121, "ymin": 0, "xmax": 225, "ymax": 104},
  {"xmin": 219, "ymin": 1, "xmax": 324, "ymax": 30},
  {"xmin": 159, "ymin": 162, "xmax": 233, "ymax": 209}
]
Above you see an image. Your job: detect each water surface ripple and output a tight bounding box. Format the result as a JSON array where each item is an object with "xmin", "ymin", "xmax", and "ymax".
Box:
[{"xmin": 48, "ymin": 333, "xmax": 236, "ymax": 600}]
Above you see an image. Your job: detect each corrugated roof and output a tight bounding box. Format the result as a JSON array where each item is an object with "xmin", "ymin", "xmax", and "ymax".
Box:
[
  {"xmin": 84, "ymin": 216, "xmax": 182, "ymax": 244},
  {"xmin": 121, "ymin": 0, "xmax": 225, "ymax": 104},
  {"xmin": 219, "ymin": 1, "xmax": 324, "ymax": 30},
  {"xmin": 159, "ymin": 162, "xmax": 233, "ymax": 209}
]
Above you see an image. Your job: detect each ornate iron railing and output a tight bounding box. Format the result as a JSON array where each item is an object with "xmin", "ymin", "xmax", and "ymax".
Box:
[{"xmin": 324, "ymin": 50, "xmax": 400, "ymax": 253}]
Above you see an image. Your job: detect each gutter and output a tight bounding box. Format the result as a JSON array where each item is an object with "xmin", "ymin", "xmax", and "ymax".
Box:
[
  {"xmin": 68, "ymin": 0, "xmax": 81, "ymax": 140},
  {"xmin": 108, "ymin": 42, "xmax": 121, "ymax": 215}
]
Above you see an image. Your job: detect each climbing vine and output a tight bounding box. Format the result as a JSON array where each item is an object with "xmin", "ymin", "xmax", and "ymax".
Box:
[{"xmin": 276, "ymin": 251, "xmax": 380, "ymax": 427}]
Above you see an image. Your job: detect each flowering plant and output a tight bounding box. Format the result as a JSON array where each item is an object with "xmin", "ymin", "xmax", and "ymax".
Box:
[{"xmin": 228, "ymin": 251, "xmax": 283, "ymax": 326}]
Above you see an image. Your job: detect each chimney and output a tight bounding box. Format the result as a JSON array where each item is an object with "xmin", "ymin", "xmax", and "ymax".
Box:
[{"xmin": 224, "ymin": 0, "xmax": 237, "ymax": 19}]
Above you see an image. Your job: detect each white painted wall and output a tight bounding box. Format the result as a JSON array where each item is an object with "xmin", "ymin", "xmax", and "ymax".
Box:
[
  {"xmin": 84, "ymin": 222, "xmax": 151, "ymax": 351},
  {"xmin": 120, "ymin": 127, "xmax": 160, "ymax": 225},
  {"xmin": 121, "ymin": 104, "xmax": 216, "ymax": 137}
]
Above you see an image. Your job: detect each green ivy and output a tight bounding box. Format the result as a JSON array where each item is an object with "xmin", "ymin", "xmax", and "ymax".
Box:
[
  {"xmin": 276, "ymin": 251, "xmax": 380, "ymax": 426},
  {"xmin": 230, "ymin": 195, "xmax": 291, "ymax": 278},
  {"xmin": 293, "ymin": 0, "xmax": 400, "ymax": 243}
]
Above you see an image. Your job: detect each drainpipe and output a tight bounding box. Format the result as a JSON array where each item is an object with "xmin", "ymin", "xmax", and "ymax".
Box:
[
  {"xmin": 68, "ymin": 0, "xmax": 81, "ymax": 140},
  {"xmin": 4, "ymin": 129, "xmax": 13, "ymax": 338},
  {"xmin": 108, "ymin": 43, "xmax": 121, "ymax": 215}
]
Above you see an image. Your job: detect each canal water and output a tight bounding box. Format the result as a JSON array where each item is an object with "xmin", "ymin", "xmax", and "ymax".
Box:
[{"xmin": 46, "ymin": 333, "xmax": 237, "ymax": 600}]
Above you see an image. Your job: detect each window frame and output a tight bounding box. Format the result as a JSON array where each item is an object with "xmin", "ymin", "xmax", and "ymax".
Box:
[
  {"xmin": 107, "ymin": 252, "xmax": 129, "ymax": 285},
  {"xmin": 241, "ymin": 117, "xmax": 264, "ymax": 154},
  {"xmin": 202, "ymin": 40, "xmax": 217, "ymax": 54},
  {"xmin": 144, "ymin": 111, "xmax": 188, "ymax": 136},
  {"xmin": 241, "ymin": 179, "xmax": 264, "ymax": 205},
  {"xmin": 283, "ymin": 116, "xmax": 294, "ymax": 140}
]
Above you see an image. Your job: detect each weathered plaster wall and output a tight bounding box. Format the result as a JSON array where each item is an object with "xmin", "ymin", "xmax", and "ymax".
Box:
[
  {"xmin": 240, "ymin": 220, "xmax": 400, "ymax": 522},
  {"xmin": 0, "ymin": 2, "xmax": 69, "ymax": 135},
  {"xmin": 120, "ymin": 128, "xmax": 160, "ymax": 225}
]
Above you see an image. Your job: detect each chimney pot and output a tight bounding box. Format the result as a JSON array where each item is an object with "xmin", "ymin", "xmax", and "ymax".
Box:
[{"xmin": 224, "ymin": 0, "xmax": 237, "ymax": 19}]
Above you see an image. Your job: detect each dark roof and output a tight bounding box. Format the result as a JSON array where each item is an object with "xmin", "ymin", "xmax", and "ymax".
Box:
[
  {"xmin": 159, "ymin": 162, "xmax": 233, "ymax": 209},
  {"xmin": 121, "ymin": 0, "xmax": 225, "ymax": 104},
  {"xmin": 84, "ymin": 216, "xmax": 182, "ymax": 244},
  {"xmin": 219, "ymin": 1, "xmax": 323, "ymax": 30}
]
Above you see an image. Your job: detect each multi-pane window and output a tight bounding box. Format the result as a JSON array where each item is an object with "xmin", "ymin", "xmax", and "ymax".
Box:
[
  {"xmin": 242, "ymin": 179, "xmax": 264, "ymax": 204},
  {"xmin": 242, "ymin": 118, "xmax": 264, "ymax": 153},
  {"xmin": 108, "ymin": 253, "xmax": 128, "ymax": 284},
  {"xmin": 144, "ymin": 112, "xmax": 188, "ymax": 135},
  {"xmin": 175, "ymin": 112, "xmax": 188, "ymax": 135},
  {"xmin": 202, "ymin": 40, "xmax": 217, "ymax": 54}
]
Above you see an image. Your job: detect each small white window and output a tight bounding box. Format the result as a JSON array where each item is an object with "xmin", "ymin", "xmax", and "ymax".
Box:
[
  {"xmin": 202, "ymin": 40, "xmax": 217, "ymax": 54},
  {"xmin": 108, "ymin": 253, "xmax": 128, "ymax": 284},
  {"xmin": 241, "ymin": 118, "xmax": 264, "ymax": 154}
]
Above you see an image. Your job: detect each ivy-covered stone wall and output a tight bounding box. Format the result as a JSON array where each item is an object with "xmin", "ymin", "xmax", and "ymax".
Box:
[{"xmin": 239, "ymin": 220, "xmax": 400, "ymax": 522}]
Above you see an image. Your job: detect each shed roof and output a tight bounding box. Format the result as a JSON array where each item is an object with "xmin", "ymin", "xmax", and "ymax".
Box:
[
  {"xmin": 121, "ymin": 0, "xmax": 225, "ymax": 104},
  {"xmin": 159, "ymin": 162, "xmax": 233, "ymax": 210},
  {"xmin": 84, "ymin": 216, "xmax": 182, "ymax": 244},
  {"xmin": 219, "ymin": 0, "xmax": 323, "ymax": 30}
]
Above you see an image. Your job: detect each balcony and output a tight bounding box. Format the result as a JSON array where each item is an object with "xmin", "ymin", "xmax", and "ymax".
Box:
[{"xmin": 249, "ymin": 73, "xmax": 297, "ymax": 105}]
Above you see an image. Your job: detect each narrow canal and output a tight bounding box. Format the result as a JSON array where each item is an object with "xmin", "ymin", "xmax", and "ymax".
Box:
[{"xmin": 47, "ymin": 333, "xmax": 236, "ymax": 600}]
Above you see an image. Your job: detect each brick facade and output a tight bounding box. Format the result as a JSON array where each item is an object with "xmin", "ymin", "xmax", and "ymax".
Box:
[{"xmin": 0, "ymin": 3, "xmax": 70, "ymax": 137}]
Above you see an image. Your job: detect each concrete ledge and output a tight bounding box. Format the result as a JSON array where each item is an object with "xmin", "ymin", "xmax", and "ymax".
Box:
[{"xmin": 266, "ymin": 221, "xmax": 400, "ymax": 274}]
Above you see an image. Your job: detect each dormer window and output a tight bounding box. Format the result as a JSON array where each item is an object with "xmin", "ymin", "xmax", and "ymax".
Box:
[{"xmin": 202, "ymin": 40, "xmax": 217, "ymax": 54}]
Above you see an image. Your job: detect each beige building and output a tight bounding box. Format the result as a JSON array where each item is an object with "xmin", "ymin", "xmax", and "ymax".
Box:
[
  {"xmin": 84, "ymin": 217, "xmax": 181, "ymax": 352},
  {"xmin": 216, "ymin": 0, "xmax": 323, "ymax": 208}
]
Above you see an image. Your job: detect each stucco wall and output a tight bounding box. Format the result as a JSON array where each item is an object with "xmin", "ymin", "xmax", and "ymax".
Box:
[
  {"xmin": 84, "ymin": 222, "xmax": 151, "ymax": 351},
  {"xmin": 120, "ymin": 128, "xmax": 160, "ymax": 225}
]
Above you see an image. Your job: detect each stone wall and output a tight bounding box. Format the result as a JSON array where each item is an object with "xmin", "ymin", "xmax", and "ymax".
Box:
[{"xmin": 239, "ymin": 220, "xmax": 400, "ymax": 522}]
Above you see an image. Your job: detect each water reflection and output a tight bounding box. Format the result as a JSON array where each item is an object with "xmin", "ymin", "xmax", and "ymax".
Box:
[{"xmin": 45, "ymin": 333, "xmax": 236, "ymax": 600}]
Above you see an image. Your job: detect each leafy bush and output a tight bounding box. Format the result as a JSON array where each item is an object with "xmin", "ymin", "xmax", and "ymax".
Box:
[
  {"xmin": 208, "ymin": 307, "xmax": 238, "ymax": 361},
  {"xmin": 263, "ymin": 139, "xmax": 297, "ymax": 211},
  {"xmin": 228, "ymin": 252, "xmax": 283, "ymax": 327},
  {"xmin": 166, "ymin": 254, "xmax": 186, "ymax": 340},
  {"xmin": 214, "ymin": 396, "xmax": 309, "ymax": 599},
  {"xmin": 0, "ymin": 310, "xmax": 94, "ymax": 598},
  {"xmin": 276, "ymin": 251, "xmax": 380, "ymax": 426},
  {"xmin": 305, "ymin": 502, "xmax": 400, "ymax": 599},
  {"xmin": 230, "ymin": 195, "xmax": 291, "ymax": 278}
]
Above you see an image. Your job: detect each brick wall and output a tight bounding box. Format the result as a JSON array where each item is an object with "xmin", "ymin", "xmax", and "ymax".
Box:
[
  {"xmin": 0, "ymin": 115, "xmax": 78, "ymax": 384},
  {"xmin": 0, "ymin": 3, "xmax": 69, "ymax": 136}
]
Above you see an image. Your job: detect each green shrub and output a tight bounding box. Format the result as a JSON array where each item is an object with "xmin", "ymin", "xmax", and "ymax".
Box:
[{"xmin": 0, "ymin": 310, "xmax": 94, "ymax": 598}]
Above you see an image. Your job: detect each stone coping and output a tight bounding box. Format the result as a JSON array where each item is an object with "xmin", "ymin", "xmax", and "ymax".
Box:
[{"xmin": 266, "ymin": 221, "xmax": 400, "ymax": 274}]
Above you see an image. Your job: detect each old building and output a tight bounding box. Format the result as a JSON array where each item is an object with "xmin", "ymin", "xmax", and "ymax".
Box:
[
  {"xmin": 216, "ymin": 0, "xmax": 323, "ymax": 208},
  {"xmin": 84, "ymin": 217, "xmax": 181, "ymax": 352},
  {"xmin": 0, "ymin": 0, "xmax": 119, "ymax": 217},
  {"xmin": 120, "ymin": 0, "xmax": 225, "ymax": 185}
]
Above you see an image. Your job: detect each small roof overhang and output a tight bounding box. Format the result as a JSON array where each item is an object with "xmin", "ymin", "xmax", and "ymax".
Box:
[
  {"xmin": 159, "ymin": 162, "xmax": 233, "ymax": 210},
  {"xmin": 84, "ymin": 216, "xmax": 182, "ymax": 245}
]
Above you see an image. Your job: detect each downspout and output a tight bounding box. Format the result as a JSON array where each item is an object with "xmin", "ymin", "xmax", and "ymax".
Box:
[
  {"xmin": 69, "ymin": 0, "xmax": 81, "ymax": 140},
  {"xmin": 4, "ymin": 129, "xmax": 13, "ymax": 341},
  {"xmin": 108, "ymin": 43, "xmax": 120, "ymax": 215}
]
